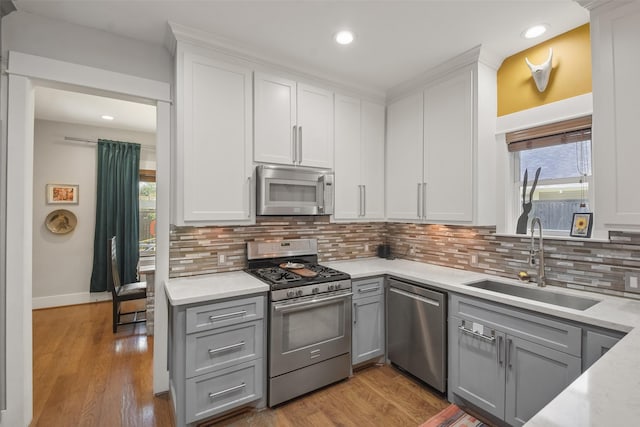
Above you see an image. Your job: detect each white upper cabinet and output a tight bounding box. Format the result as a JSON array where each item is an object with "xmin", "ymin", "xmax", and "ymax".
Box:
[
  {"xmin": 360, "ymin": 101, "xmax": 386, "ymax": 219},
  {"xmin": 253, "ymin": 73, "xmax": 296, "ymax": 166},
  {"xmin": 423, "ymin": 69, "xmax": 473, "ymax": 222},
  {"xmin": 590, "ymin": 2, "xmax": 640, "ymax": 232},
  {"xmin": 334, "ymin": 95, "xmax": 362, "ymax": 219},
  {"xmin": 174, "ymin": 45, "xmax": 254, "ymax": 225},
  {"xmin": 386, "ymin": 92, "xmax": 424, "ymax": 220},
  {"xmin": 334, "ymin": 95, "xmax": 385, "ymax": 220},
  {"xmin": 254, "ymin": 72, "xmax": 333, "ymax": 169},
  {"xmin": 386, "ymin": 57, "xmax": 496, "ymax": 225}
]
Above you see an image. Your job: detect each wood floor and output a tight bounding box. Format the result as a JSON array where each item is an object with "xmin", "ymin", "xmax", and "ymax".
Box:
[
  {"xmin": 33, "ymin": 301, "xmax": 173, "ymax": 427},
  {"xmin": 33, "ymin": 301, "xmax": 449, "ymax": 427}
]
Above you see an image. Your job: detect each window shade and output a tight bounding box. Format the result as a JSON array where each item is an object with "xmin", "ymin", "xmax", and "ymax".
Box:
[
  {"xmin": 140, "ymin": 169, "xmax": 156, "ymax": 182},
  {"xmin": 506, "ymin": 115, "xmax": 592, "ymax": 153}
]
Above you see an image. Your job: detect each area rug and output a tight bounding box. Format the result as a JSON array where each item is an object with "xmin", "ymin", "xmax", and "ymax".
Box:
[{"xmin": 419, "ymin": 404, "xmax": 489, "ymax": 427}]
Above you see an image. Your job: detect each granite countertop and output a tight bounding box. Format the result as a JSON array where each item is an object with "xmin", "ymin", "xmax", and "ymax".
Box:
[
  {"xmin": 324, "ymin": 257, "xmax": 640, "ymax": 427},
  {"xmin": 165, "ymin": 271, "xmax": 269, "ymax": 305}
]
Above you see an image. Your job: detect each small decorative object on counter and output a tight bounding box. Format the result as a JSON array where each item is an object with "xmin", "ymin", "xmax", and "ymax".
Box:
[
  {"xmin": 570, "ymin": 212, "xmax": 593, "ymax": 238},
  {"xmin": 516, "ymin": 166, "xmax": 541, "ymax": 234},
  {"xmin": 377, "ymin": 244, "xmax": 392, "ymax": 259},
  {"xmin": 518, "ymin": 271, "xmax": 530, "ymax": 281}
]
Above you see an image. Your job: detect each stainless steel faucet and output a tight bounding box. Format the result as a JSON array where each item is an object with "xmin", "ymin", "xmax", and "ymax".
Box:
[{"xmin": 530, "ymin": 217, "xmax": 546, "ymax": 287}]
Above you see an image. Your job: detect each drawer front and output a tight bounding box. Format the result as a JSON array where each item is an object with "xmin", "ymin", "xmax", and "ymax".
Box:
[
  {"xmin": 185, "ymin": 359, "xmax": 263, "ymax": 423},
  {"xmin": 186, "ymin": 295, "xmax": 264, "ymax": 333},
  {"xmin": 450, "ymin": 294, "xmax": 581, "ymax": 357},
  {"xmin": 353, "ymin": 277, "xmax": 384, "ymax": 299},
  {"xmin": 186, "ymin": 320, "xmax": 264, "ymax": 378}
]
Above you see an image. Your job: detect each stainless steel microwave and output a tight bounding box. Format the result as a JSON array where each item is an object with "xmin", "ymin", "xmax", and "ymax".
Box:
[{"xmin": 256, "ymin": 164, "xmax": 334, "ymax": 215}]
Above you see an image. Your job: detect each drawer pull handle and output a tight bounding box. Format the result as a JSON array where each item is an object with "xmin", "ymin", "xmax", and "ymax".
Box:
[
  {"xmin": 209, "ymin": 310, "xmax": 247, "ymax": 322},
  {"xmin": 459, "ymin": 321, "xmax": 495, "ymax": 343},
  {"xmin": 208, "ymin": 341, "xmax": 245, "ymax": 355},
  {"xmin": 208, "ymin": 383, "xmax": 246, "ymax": 399},
  {"xmin": 358, "ymin": 286, "xmax": 380, "ymax": 293}
]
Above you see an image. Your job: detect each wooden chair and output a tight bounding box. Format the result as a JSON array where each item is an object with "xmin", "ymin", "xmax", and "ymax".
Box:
[{"xmin": 109, "ymin": 236, "xmax": 147, "ymax": 333}]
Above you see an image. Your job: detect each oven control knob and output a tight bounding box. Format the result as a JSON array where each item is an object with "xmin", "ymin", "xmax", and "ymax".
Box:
[
  {"xmin": 287, "ymin": 290, "xmax": 295, "ymax": 298},
  {"xmin": 335, "ymin": 283, "xmax": 341, "ymax": 290},
  {"xmin": 328, "ymin": 284, "xmax": 334, "ymax": 291},
  {"xmin": 296, "ymin": 289, "xmax": 304, "ymax": 297},
  {"xmin": 312, "ymin": 287, "xmax": 319, "ymax": 294}
]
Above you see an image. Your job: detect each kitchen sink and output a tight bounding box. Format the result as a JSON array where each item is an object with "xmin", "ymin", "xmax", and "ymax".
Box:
[{"xmin": 465, "ymin": 280, "xmax": 601, "ymax": 310}]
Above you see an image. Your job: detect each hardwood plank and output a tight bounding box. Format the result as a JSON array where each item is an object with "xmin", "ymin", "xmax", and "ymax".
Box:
[
  {"xmin": 33, "ymin": 302, "xmax": 173, "ymax": 427},
  {"xmin": 34, "ymin": 302, "xmax": 448, "ymax": 427}
]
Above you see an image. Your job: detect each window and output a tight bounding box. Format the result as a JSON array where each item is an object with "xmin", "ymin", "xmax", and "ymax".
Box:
[
  {"xmin": 508, "ymin": 116, "xmax": 592, "ymax": 234},
  {"xmin": 139, "ymin": 169, "xmax": 156, "ymax": 255}
]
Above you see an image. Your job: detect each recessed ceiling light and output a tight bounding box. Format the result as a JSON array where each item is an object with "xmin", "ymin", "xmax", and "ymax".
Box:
[
  {"xmin": 101, "ymin": 115, "xmax": 115, "ymax": 121},
  {"xmin": 523, "ymin": 24, "xmax": 548, "ymax": 39},
  {"xmin": 335, "ymin": 30, "xmax": 354, "ymax": 45}
]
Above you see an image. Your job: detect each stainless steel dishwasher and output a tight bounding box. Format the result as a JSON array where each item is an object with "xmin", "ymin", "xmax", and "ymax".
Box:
[{"xmin": 387, "ymin": 277, "xmax": 446, "ymax": 392}]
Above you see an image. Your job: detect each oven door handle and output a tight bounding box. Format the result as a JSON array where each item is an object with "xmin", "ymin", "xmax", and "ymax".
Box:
[{"xmin": 273, "ymin": 292, "xmax": 353, "ymax": 312}]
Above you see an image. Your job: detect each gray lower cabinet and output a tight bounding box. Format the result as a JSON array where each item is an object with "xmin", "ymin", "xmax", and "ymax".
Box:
[
  {"xmin": 352, "ymin": 277, "xmax": 385, "ymax": 365},
  {"xmin": 583, "ymin": 328, "xmax": 624, "ymax": 371},
  {"xmin": 170, "ymin": 294, "xmax": 267, "ymax": 427},
  {"xmin": 449, "ymin": 294, "xmax": 582, "ymax": 426}
]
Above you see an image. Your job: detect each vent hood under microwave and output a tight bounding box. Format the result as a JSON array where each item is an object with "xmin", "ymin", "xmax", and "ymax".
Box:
[{"xmin": 256, "ymin": 164, "xmax": 334, "ymax": 216}]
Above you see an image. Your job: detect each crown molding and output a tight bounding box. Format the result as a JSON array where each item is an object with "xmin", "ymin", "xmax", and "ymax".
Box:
[
  {"xmin": 166, "ymin": 21, "xmax": 385, "ymax": 101},
  {"xmin": 386, "ymin": 45, "xmax": 503, "ymax": 103}
]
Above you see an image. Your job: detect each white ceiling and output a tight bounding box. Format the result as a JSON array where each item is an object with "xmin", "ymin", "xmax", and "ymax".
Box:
[
  {"xmin": 34, "ymin": 87, "xmax": 157, "ymax": 133},
  {"xmin": 20, "ymin": 1, "xmax": 589, "ymax": 129}
]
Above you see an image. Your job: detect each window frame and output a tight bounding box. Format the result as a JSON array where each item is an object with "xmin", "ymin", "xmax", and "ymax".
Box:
[{"xmin": 508, "ymin": 116, "xmax": 594, "ymax": 237}]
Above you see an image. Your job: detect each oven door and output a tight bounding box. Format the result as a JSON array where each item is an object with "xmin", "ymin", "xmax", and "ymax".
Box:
[{"xmin": 270, "ymin": 291, "xmax": 352, "ymax": 377}]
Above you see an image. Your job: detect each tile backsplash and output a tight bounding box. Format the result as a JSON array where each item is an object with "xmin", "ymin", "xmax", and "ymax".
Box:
[
  {"xmin": 170, "ymin": 218, "xmax": 640, "ymax": 300},
  {"xmin": 170, "ymin": 216, "xmax": 387, "ymax": 277}
]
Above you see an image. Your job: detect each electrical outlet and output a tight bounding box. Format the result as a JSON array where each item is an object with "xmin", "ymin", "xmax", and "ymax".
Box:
[
  {"xmin": 409, "ymin": 245, "xmax": 415, "ymax": 255},
  {"xmin": 364, "ymin": 244, "xmax": 369, "ymax": 252},
  {"xmin": 218, "ymin": 253, "xmax": 226, "ymax": 265},
  {"xmin": 625, "ymin": 272, "xmax": 640, "ymax": 292},
  {"xmin": 470, "ymin": 254, "xmax": 478, "ymax": 266}
]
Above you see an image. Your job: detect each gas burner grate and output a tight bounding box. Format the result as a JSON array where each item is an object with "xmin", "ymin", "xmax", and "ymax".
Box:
[
  {"xmin": 306, "ymin": 265, "xmax": 344, "ymax": 278},
  {"xmin": 254, "ymin": 267, "xmax": 301, "ymax": 284}
]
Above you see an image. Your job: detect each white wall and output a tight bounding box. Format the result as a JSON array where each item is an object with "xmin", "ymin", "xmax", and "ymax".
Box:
[
  {"xmin": 32, "ymin": 119, "xmax": 155, "ymax": 308},
  {"xmin": 2, "ymin": 11, "xmax": 172, "ymax": 85}
]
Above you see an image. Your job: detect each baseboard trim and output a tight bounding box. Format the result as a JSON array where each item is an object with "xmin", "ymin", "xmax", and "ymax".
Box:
[{"xmin": 32, "ymin": 292, "xmax": 112, "ymax": 309}]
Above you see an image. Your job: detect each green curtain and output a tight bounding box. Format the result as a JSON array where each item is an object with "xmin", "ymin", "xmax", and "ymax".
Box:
[{"xmin": 90, "ymin": 139, "xmax": 141, "ymax": 292}]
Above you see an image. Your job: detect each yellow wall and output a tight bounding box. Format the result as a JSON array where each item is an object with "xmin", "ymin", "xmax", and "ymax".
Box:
[{"xmin": 497, "ymin": 24, "xmax": 591, "ymax": 117}]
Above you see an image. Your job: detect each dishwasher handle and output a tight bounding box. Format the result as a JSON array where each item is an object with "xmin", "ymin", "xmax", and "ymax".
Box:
[{"xmin": 389, "ymin": 287, "xmax": 440, "ymax": 307}]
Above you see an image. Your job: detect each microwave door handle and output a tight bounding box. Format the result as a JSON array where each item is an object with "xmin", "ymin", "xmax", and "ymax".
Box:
[{"xmin": 317, "ymin": 176, "xmax": 324, "ymax": 214}]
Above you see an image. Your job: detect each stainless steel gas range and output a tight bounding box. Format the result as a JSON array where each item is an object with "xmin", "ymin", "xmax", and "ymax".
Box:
[{"xmin": 246, "ymin": 239, "xmax": 352, "ymax": 407}]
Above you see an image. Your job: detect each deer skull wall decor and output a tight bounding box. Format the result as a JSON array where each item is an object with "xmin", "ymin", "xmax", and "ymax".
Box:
[{"xmin": 525, "ymin": 48, "xmax": 553, "ymax": 92}]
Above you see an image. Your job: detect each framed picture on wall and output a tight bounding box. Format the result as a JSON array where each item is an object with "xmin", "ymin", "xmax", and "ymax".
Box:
[
  {"xmin": 570, "ymin": 212, "xmax": 593, "ymax": 238},
  {"xmin": 46, "ymin": 184, "xmax": 79, "ymax": 204}
]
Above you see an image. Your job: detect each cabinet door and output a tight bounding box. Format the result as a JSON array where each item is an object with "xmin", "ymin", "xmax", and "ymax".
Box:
[
  {"xmin": 386, "ymin": 93, "xmax": 424, "ymax": 220},
  {"xmin": 423, "ymin": 69, "xmax": 473, "ymax": 222},
  {"xmin": 361, "ymin": 101, "xmax": 386, "ymax": 219},
  {"xmin": 334, "ymin": 95, "xmax": 362, "ymax": 219},
  {"xmin": 182, "ymin": 52, "xmax": 253, "ymax": 222},
  {"xmin": 352, "ymin": 294, "xmax": 385, "ymax": 365},
  {"xmin": 505, "ymin": 335, "xmax": 581, "ymax": 426},
  {"xmin": 254, "ymin": 72, "xmax": 297, "ymax": 165},
  {"xmin": 583, "ymin": 330, "xmax": 621, "ymax": 371},
  {"xmin": 297, "ymin": 83, "xmax": 334, "ymax": 168},
  {"xmin": 592, "ymin": 3, "xmax": 640, "ymax": 228},
  {"xmin": 449, "ymin": 316, "xmax": 506, "ymax": 419}
]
